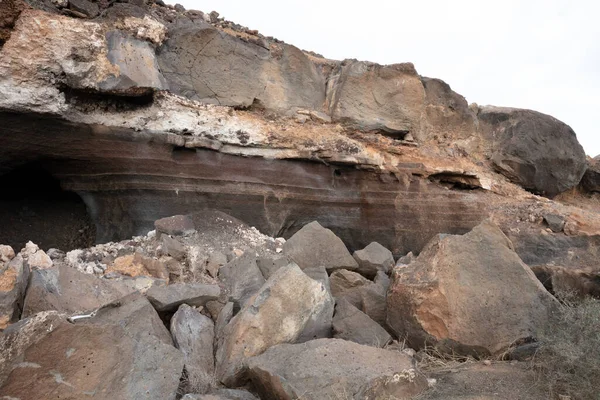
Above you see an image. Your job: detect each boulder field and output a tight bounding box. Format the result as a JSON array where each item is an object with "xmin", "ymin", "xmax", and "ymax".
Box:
[{"xmin": 0, "ymin": 0, "xmax": 599, "ymax": 399}]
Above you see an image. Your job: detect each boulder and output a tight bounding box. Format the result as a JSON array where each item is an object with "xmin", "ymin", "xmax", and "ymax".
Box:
[
  {"xmin": 532, "ymin": 265, "xmax": 600, "ymax": 298},
  {"xmin": 581, "ymin": 155, "xmax": 600, "ymax": 193},
  {"xmin": 543, "ymin": 213, "xmax": 566, "ymax": 233},
  {"xmin": 330, "ymin": 268, "xmax": 370, "ymax": 308},
  {"xmin": 326, "ymin": 61, "xmax": 425, "ymax": 139},
  {"xmin": 162, "ymin": 234, "xmax": 188, "ymax": 261},
  {"xmin": 22, "ymin": 263, "xmax": 136, "ymax": 318},
  {"xmin": 26, "ymin": 249, "xmax": 53, "ymax": 270},
  {"xmin": 147, "ymin": 283, "xmax": 221, "ymax": 312},
  {"xmin": 171, "ymin": 304, "xmax": 215, "ymax": 394},
  {"xmin": 352, "ymin": 241, "xmax": 395, "ymax": 278},
  {"xmin": 0, "ymin": 254, "xmax": 28, "ymax": 329},
  {"xmin": 283, "ymin": 221, "xmax": 358, "ymax": 272},
  {"xmin": 206, "ymin": 251, "xmax": 227, "ymax": 278},
  {"xmin": 247, "ymin": 339, "xmax": 427, "ymax": 400},
  {"xmin": 387, "ymin": 220, "xmax": 557, "ymax": 355},
  {"xmin": 155, "ymin": 215, "xmax": 196, "ymax": 236},
  {"xmin": 333, "ymin": 299, "xmax": 392, "ymax": 347},
  {"xmin": 358, "ymin": 271, "xmax": 390, "ymax": 329},
  {"xmin": 218, "ymin": 253, "xmax": 265, "ymax": 307},
  {"xmin": 297, "ymin": 266, "xmax": 334, "ymax": 342},
  {"xmin": 68, "ymin": 0, "xmax": 99, "ymax": 18},
  {"xmin": 215, "ymin": 264, "xmax": 332, "ymax": 386},
  {"xmin": 256, "ymin": 256, "xmax": 291, "ymax": 280},
  {"xmin": 0, "ymin": 307, "xmax": 184, "ymax": 399},
  {"xmin": 478, "ymin": 106, "xmax": 586, "ymax": 196},
  {"xmin": 106, "ymin": 252, "xmax": 169, "ymax": 281}
]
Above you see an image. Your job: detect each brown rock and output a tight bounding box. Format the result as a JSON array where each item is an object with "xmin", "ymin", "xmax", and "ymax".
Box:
[
  {"xmin": 247, "ymin": 339, "xmax": 427, "ymax": 400},
  {"xmin": 155, "ymin": 214, "xmax": 196, "ymax": 236},
  {"xmin": 106, "ymin": 252, "xmax": 169, "ymax": 281},
  {"xmin": 387, "ymin": 220, "xmax": 557, "ymax": 355},
  {"xmin": 330, "ymin": 269, "xmax": 370, "ymax": 308},
  {"xmin": 352, "ymin": 241, "xmax": 394, "ymax": 279},
  {"xmin": 0, "ymin": 254, "xmax": 28, "ymax": 329},
  {"xmin": 332, "ymin": 299, "xmax": 392, "ymax": 347},
  {"xmin": 0, "ymin": 245, "xmax": 15, "ymax": 265},
  {"xmin": 218, "ymin": 253, "xmax": 265, "ymax": 307},
  {"xmin": 532, "ymin": 265, "xmax": 600, "ymax": 299}
]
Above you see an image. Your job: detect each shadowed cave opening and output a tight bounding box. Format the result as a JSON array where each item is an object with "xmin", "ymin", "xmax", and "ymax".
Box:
[{"xmin": 0, "ymin": 162, "xmax": 96, "ymax": 252}]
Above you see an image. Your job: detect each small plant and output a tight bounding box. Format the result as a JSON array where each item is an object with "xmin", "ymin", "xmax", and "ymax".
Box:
[{"xmin": 533, "ymin": 293, "xmax": 600, "ymax": 400}]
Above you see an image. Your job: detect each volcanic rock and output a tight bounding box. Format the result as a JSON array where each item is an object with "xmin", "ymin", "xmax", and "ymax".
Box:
[
  {"xmin": 218, "ymin": 252, "xmax": 265, "ymax": 307},
  {"xmin": 332, "ymin": 298, "xmax": 392, "ymax": 347},
  {"xmin": 147, "ymin": 282, "xmax": 221, "ymax": 312},
  {"xmin": 0, "ymin": 254, "xmax": 28, "ymax": 329},
  {"xmin": 353, "ymin": 241, "xmax": 395, "ymax": 278}
]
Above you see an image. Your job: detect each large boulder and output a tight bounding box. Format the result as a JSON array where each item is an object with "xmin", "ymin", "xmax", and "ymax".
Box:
[
  {"xmin": 218, "ymin": 253, "xmax": 265, "ymax": 307},
  {"xmin": 283, "ymin": 221, "xmax": 358, "ymax": 272},
  {"xmin": 215, "ymin": 264, "xmax": 332, "ymax": 386},
  {"xmin": 352, "ymin": 241, "xmax": 395, "ymax": 279},
  {"xmin": 147, "ymin": 282, "xmax": 221, "ymax": 312},
  {"xmin": 478, "ymin": 106, "xmax": 586, "ymax": 196},
  {"xmin": 247, "ymin": 339, "xmax": 428, "ymax": 400},
  {"xmin": 297, "ymin": 266, "xmax": 334, "ymax": 342},
  {"xmin": 158, "ymin": 22, "xmax": 325, "ymax": 114},
  {"xmin": 387, "ymin": 220, "xmax": 557, "ymax": 355},
  {"xmin": 171, "ymin": 304, "xmax": 216, "ymax": 394},
  {"xmin": 0, "ymin": 294, "xmax": 184, "ymax": 399},
  {"xmin": 332, "ymin": 299, "xmax": 392, "ymax": 347},
  {"xmin": 581, "ymin": 155, "xmax": 600, "ymax": 193}
]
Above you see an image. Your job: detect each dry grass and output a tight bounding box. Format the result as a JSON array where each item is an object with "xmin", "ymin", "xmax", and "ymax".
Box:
[{"xmin": 533, "ymin": 293, "xmax": 600, "ymax": 400}]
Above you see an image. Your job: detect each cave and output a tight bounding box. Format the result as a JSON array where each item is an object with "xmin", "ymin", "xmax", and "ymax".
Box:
[{"xmin": 0, "ymin": 162, "xmax": 96, "ymax": 252}]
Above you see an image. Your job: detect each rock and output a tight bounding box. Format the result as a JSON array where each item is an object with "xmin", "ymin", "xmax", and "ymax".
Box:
[
  {"xmin": 283, "ymin": 221, "xmax": 358, "ymax": 272},
  {"xmin": 333, "ymin": 299, "xmax": 392, "ymax": 347},
  {"xmin": 215, "ymin": 264, "xmax": 332, "ymax": 386},
  {"xmin": 214, "ymin": 301, "xmax": 233, "ymax": 352},
  {"xmin": 162, "ymin": 235, "xmax": 187, "ymax": 261},
  {"xmin": 171, "ymin": 304, "xmax": 215, "ymax": 394},
  {"xmin": 158, "ymin": 23, "xmax": 325, "ymax": 114},
  {"xmin": 155, "ymin": 215, "xmax": 196, "ymax": 236},
  {"xmin": 147, "ymin": 283, "xmax": 221, "ymax": 312},
  {"xmin": 0, "ymin": 301, "xmax": 184, "ymax": 399},
  {"xmin": 256, "ymin": 256, "xmax": 291, "ymax": 279},
  {"xmin": 543, "ymin": 213, "xmax": 566, "ymax": 233},
  {"xmin": 247, "ymin": 339, "xmax": 428, "ymax": 400},
  {"xmin": 297, "ymin": 266, "xmax": 334, "ymax": 342},
  {"xmin": 352, "ymin": 241, "xmax": 394, "ymax": 278},
  {"xmin": 326, "ymin": 61, "xmax": 425, "ymax": 139},
  {"xmin": 26, "ymin": 249, "xmax": 53, "ymax": 269},
  {"xmin": 387, "ymin": 220, "xmax": 557, "ymax": 355},
  {"xmin": 531, "ymin": 265, "xmax": 600, "ymax": 298},
  {"xmin": 0, "ymin": 310, "xmax": 65, "ymax": 384},
  {"xmin": 0, "ymin": 254, "xmax": 28, "ymax": 329},
  {"xmin": 580, "ymin": 155, "xmax": 600, "ymax": 192},
  {"xmin": 68, "ymin": 0, "xmax": 99, "ymax": 18},
  {"xmin": 0, "ymin": 245, "xmax": 15, "ymax": 265},
  {"xmin": 22, "ymin": 263, "xmax": 135, "ymax": 317},
  {"xmin": 396, "ymin": 251, "xmax": 416, "ymax": 266},
  {"xmin": 183, "ymin": 389, "xmax": 258, "ymax": 400},
  {"xmin": 206, "ymin": 251, "xmax": 227, "ymax": 278},
  {"xmin": 106, "ymin": 252, "xmax": 169, "ymax": 281},
  {"xmin": 478, "ymin": 106, "xmax": 586, "ymax": 196},
  {"xmin": 358, "ymin": 273, "xmax": 389, "ymax": 329},
  {"xmin": 330, "ymin": 268, "xmax": 370, "ymax": 308},
  {"xmin": 218, "ymin": 253, "xmax": 265, "ymax": 307}
]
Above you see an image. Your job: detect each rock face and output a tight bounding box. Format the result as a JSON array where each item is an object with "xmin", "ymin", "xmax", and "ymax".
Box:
[
  {"xmin": 247, "ymin": 339, "xmax": 428, "ymax": 400},
  {"xmin": 215, "ymin": 264, "xmax": 332, "ymax": 386},
  {"xmin": 387, "ymin": 220, "xmax": 557, "ymax": 355},
  {"xmin": 478, "ymin": 106, "xmax": 587, "ymax": 196},
  {"xmin": 283, "ymin": 221, "xmax": 358, "ymax": 272}
]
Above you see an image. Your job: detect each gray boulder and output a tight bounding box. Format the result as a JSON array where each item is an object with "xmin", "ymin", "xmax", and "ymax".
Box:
[
  {"xmin": 147, "ymin": 283, "xmax": 221, "ymax": 312},
  {"xmin": 297, "ymin": 266, "xmax": 334, "ymax": 342},
  {"xmin": 218, "ymin": 253, "xmax": 265, "ymax": 307},
  {"xmin": 155, "ymin": 215, "xmax": 196, "ymax": 236},
  {"xmin": 283, "ymin": 221, "xmax": 358, "ymax": 272},
  {"xmin": 352, "ymin": 241, "xmax": 394, "ymax": 279},
  {"xmin": 247, "ymin": 339, "xmax": 427, "ymax": 400},
  {"xmin": 171, "ymin": 304, "xmax": 215, "ymax": 394},
  {"xmin": 333, "ymin": 299, "xmax": 392, "ymax": 347},
  {"xmin": 215, "ymin": 264, "xmax": 332, "ymax": 386},
  {"xmin": 478, "ymin": 106, "xmax": 586, "ymax": 196}
]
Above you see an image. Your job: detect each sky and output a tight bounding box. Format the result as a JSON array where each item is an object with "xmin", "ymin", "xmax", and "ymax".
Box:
[{"xmin": 175, "ymin": 1, "xmax": 600, "ymax": 156}]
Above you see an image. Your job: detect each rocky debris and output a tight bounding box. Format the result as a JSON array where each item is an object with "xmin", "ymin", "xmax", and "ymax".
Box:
[
  {"xmin": 543, "ymin": 213, "xmax": 566, "ymax": 233},
  {"xmin": 21, "ymin": 241, "xmax": 53, "ymax": 269},
  {"xmin": 0, "ymin": 245, "xmax": 15, "ymax": 266},
  {"xmin": 215, "ymin": 264, "xmax": 332, "ymax": 386},
  {"xmin": 478, "ymin": 106, "xmax": 587, "ymax": 196},
  {"xmin": 206, "ymin": 251, "xmax": 227, "ymax": 278},
  {"xmin": 155, "ymin": 215, "xmax": 196, "ymax": 236},
  {"xmin": 387, "ymin": 220, "xmax": 557, "ymax": 355},
  {"xmin": 0, "ymin": 300, "xmax": 184, "ymax": 399},
  {"xmin": 353, "ymin": 241, "xmax": 395, "ymax": 278},
  {"xmin": 68, "ymin": 0, "xmax": 99, "ymax": 18},
  {"xmin": 107, "ymin": 252, "xmax": 169, "ymax": 281},
  {"xmin": 396, "ymin": 251, "xmax": 416, "ymax": 266},
  {"xmin": 147, "ymin": 282, "xmax": 221, "ymax": 312},
  {"xmin": 162, "ymin": 234, "xmax": 188, "ymax": 261},
  {"xmin": 330, "ymin": 268, "xmax": 371, "ymax": 308},
  {"xmin": 183, "ymin": 389, "xmax": 258, "ymax": 400},
  {"xmin": 171, "ymin": 304, "xmax": 216, "ymax": 394},
  {"xmin": 218, "ymin": 252, "xmax": 265, "ymax": 307},
  {"xmin": 247, "ymin": 338, "xmax": 428, "ymax": 400},
  {"xmin": 580, "ymin": 155, "xmax": 600, "ymax": 192},
  {"xmin": 0, "ymin": 254, "xmax": 28, "ymax": 329},
  {"xmin": 532, "ymin": 265, "xmax": 600, "ymax": 298},
  {"xmin": 283, "ymin": 221, "xmax": 358, "ymax": 272},
  {"xmin": 22, "ymin": 263, "xmax": 138, "ymax": 318},
  {"xmin": 297, "ymin": 265, "xmax": 335, "ymax": 342},
  {"xmin": 333, "ymin": 299, "xmax": 392, "ymax": 347}
]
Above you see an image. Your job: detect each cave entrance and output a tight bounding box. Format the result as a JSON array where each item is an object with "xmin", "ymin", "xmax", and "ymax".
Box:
[{"xmin": 0, "ymin": 162, "xmax": 96, "ymax": 252}]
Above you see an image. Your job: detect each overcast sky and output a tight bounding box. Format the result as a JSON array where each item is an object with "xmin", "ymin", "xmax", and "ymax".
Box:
[{"xmin": 175, "ymin": 0, "xmax": 599, "ymax": 156}]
